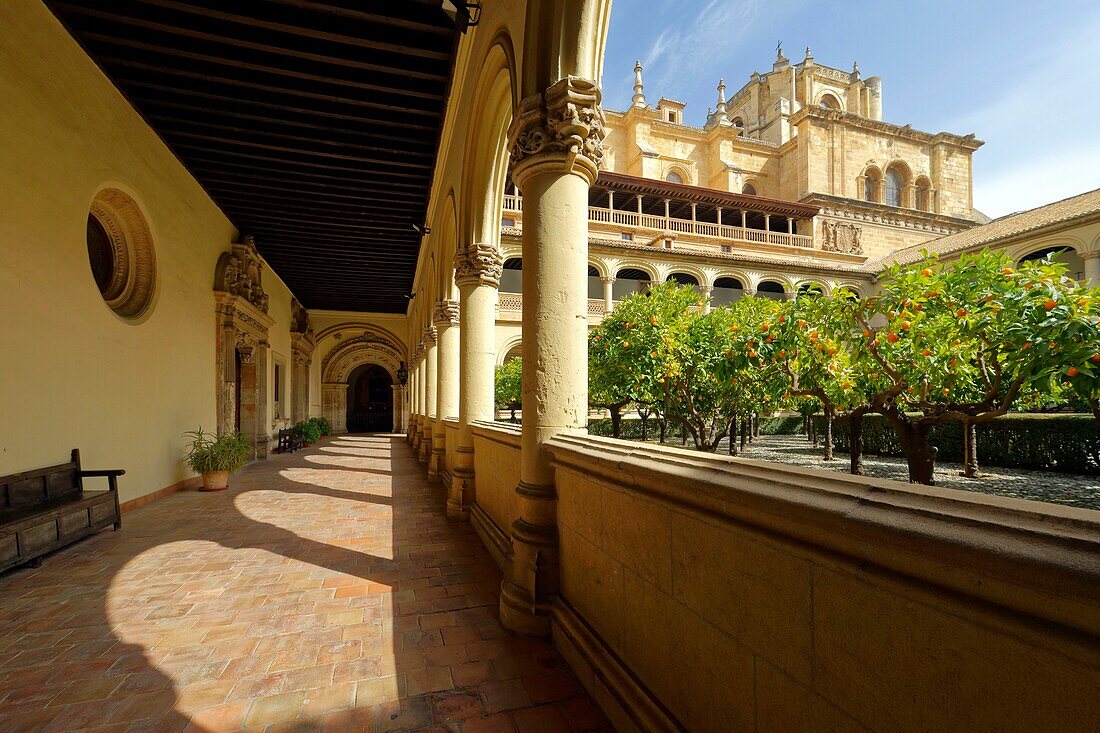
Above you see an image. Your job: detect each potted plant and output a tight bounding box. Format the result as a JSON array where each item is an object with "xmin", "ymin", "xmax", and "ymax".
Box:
[{"xmin": 183, "ymin": 429, "xmax": 251, "ymax": 491}]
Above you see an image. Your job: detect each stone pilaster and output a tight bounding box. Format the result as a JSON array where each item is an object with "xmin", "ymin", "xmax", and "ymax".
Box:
[
  {"xmin": 500, "ymin": 76, "xmax": 606, "ymax": 635},
  {"xmin": 451, "ymin": 242, "xmax": 505, "ymax": 520},
  {"xmin": 431, "ymin": 300, "xmax": 460, "ymax": 477},
  {"xmin": 420, "ymin": 326, "xmax": 438, "ymax": 466}
]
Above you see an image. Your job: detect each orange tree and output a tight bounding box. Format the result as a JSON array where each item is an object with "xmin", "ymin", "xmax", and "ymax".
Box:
[
  {"xmin": 772, "ymin": 290, "xmax": 866, "ymax": 465},
  {"xmin": 658, "ymin": 295, "xmax": 785, "ymax": 450},
  {"xmin": 494, "ymin": 357, "xmax": 522, "ymax": 422},
  {"xmin": 848, "ymin": 250, "xmax": 1097, "ymax": 484},
  {"xmin": 588, "ymin": 283, "xmax": 698, "ymax": 438}
]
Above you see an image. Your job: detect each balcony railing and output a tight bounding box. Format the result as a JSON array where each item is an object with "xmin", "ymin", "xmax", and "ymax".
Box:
[
  {"xmin": 497, "ymin": 292, "xmax": 606, "ymax": 317},
  {"xmin": 502, "ymin": 195, "xmax": 815, "ymax": 250}
]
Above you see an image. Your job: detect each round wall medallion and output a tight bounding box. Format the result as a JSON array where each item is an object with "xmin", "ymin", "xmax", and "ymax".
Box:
[{"xmin": 86, "ymin": 188, "xmax": 156, "ymax": 321}]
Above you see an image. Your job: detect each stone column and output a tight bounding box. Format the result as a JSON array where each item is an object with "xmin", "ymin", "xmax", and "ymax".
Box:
[
  {"xmin": 391, "ymin": 384, "xmax": 405, "ymax": 433},
  {"xmin": 500, "ymin": 76, "xmax": 606, "ymax": 635},
  {"xmin": 410, "ymin": 348, "xmax": 422, "ymax": 446},
  {"xmin": 432, "ymin": 300, "xmax": 460, "ymax": 477},
  {"xmin": 701, "ymin": 285, "xmax": 714, "ymax": 314},
  {"xmin": 450, "ymin": 243, "xmax": 504, "ymax": 520},
  {"xmin": 1082, "ymin": 250, "xmax": 1100, "ymax": 286},
  {"xmin": 420, "ymin": 326, "xmax": 438, "ymax": 465},
  {"xmin": 600, "ymin": 276, "xmax": 615, "ymax": 314}
]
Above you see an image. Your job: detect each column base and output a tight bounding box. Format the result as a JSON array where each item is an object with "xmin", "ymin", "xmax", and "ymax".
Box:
[
  {"xmin": 499, "ymin": 513, "xmax": 559, "ymax": 637},
  {"xmin": 448, "ymin": 465, "xmax": 473, "ymax": 520},
  {"xmin": 428, "ymin": 447, "xmax": 444, "ymax": 477},
  {"xmin": 499, "ymin": 579, "xmax": 552, "ymax": 637},
  {"xmin": 419, "ymin": 433, "xmax": 432, "ymax": 463}
]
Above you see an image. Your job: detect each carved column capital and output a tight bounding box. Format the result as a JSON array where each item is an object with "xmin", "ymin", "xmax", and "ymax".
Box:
[
  {"xmin": 1079, "ymin": 249, "xmax": 1100, "ymax": 261},
  {"xmin": 454, "ymin": 242, "xmax": 504, "ymax": 288},
  {"xmin": 422, "ymin": 325, "xmax": 438, "ymax": 346},
  {"xmin": 600, "ymin": 276, "xmax": 615, "ymax": 284},
  {"xmin": 433, "ymin": 299, "xmax": 460, "ymax": 327},
  {"xmin": 507, "ymin": 76, "xmax": 607, "ymax": 188}
]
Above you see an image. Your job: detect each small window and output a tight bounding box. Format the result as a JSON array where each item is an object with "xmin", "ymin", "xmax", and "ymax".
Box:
[
  {"xmin": 665, "ymin": 171, "xmax": 684, "ymax": 184},
  {"xmin": 742, "ymin": 183, "xmax": 757, "ymax": 196},
  {"xmin": 667, "ymin": 111, "xmax": 675, "ymax": 122},
  {"xmin": 664, "ymin": 240, "xmax": 673, "ymax": 249},
  {"xmin": 621, "ymin": 232, "xmax": 634, "ymax": 241},
  {"xmin": 501, "ymin": 217, "xmax": 515, "ymax": 227}
]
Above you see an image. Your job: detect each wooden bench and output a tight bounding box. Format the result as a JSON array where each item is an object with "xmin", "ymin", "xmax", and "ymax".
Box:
[
  {"xmin": 276, "ymin": 428, "xmax": 304, "ymax": 454},
  {"xmin": 0, "ymin": 450, "xmax": 122, "ymax": 573}
]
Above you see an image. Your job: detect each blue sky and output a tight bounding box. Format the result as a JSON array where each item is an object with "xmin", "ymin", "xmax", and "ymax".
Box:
[{"xmin": 601, "ymin": 0, "xmax": 1100, "ymax": 218}]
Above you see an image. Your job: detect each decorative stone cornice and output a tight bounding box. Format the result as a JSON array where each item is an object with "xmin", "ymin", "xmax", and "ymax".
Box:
[
  {"xmin": 422, "ymin": 325, "xmax": 437, "ymax": 346},
  {"xmin": 454, "ymin": 242, "xmax": 504, "ymax": 288},
  {"xmin": 214, "ymin": 235, "xmax": 270, "ymax": 314},
  {"xmin": 508, "ymin": 76, "xmax": 607, "ymax": 187},
  {"xmin": 1079, "ymin": 249, "xmax": 1100, "ymax": 261},
  {"xmin": 790, "ymin": 106, "xmax": 984, "ymax": 150},
  {"xmin": 433, "ymin": 299, "xmax": 460, "ymax": 327}
]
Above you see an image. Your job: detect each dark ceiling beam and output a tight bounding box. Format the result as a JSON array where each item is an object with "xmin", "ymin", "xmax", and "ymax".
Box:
[
  {"xmin": 172, "ymin": 144, "xmax": 431, "ymax": 180},
  {"xmin": 98, "ymin": 56, "xmax": 442, "ymax": 118},
  {"xmin": 157, "ymin": 129, "xmax": 433, "ymax": 170},
  {"xmin": 128, "ymin": 0, "xmax": 452, "ymax": 61},
  {"xmin": 183, "ymin": 157, "xmax": 430, "ymax": 190},
  {"xmin": 78, "ymin": 32, "xmax": 445, "ymax": 103},
  {"xmin": 262, "ymin": 0, "xmax": 454, "ymax": 36},
  {"xmin": 52, "ymin": 7, "xmax": 448, "ymax": 81},
  {"xmin": 119, "ymin": 80, "xmax": 438, "ymax": 132},
  {"xmin": 209, "ymin": 192, "xmax": 421, "ymax": 217},
  {"xmin": 197, "ymin": 177, "xmax": 425, "ymax": 204},
  {"xmin": 139, "ymin": 100, "xmax": 433, "ymax": 148}
]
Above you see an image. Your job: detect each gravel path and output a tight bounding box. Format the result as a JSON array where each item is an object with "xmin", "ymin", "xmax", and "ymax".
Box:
[{"xmin": 655, "ymin": 432, "xmax": 1100, "ymax": 511}]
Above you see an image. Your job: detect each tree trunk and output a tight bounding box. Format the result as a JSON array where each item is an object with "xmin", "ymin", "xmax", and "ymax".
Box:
[
  {"xmin": 849, "ymin": 413, "xmax": 864, "ymax": 476},
  {"xmin": 658, "ymin": 416, "xmax": 667, "ymax": 443},
  {"xmin": 822, "ymin": 406, "xmax": 834, "ymax": 461},
  {"xmin": 681, "ymin": 425, "xmax": 687, "ymax": 446},
  {"xmin": 962, "ymin": 421, "xmax": 979, "ymax": 478},
  {"xmin": 886, "ymin": 412, "xmax": 937, "ymax": 485},
  {"xmin": 809, "ymin": 416, "xmax": 818, "ymax": 448},
  {"xmin": 728, "ymin": 415, "xmax": 738, "ymax": 456},
  {"xmin": 740, "ymin": 417, "xmax": 748, "ymax": 451},
  {"xmin": 610, "ymin": 404, "xmax": 622, "ymax": 439},
  {"xmin": 639, "ymin": 410, "xmax": 649, "ymax": 441}
]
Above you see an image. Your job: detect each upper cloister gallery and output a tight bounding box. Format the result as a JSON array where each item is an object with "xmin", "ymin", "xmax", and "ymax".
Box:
[{"xmin": 1, "ymin": 2, "xmax": 1097, "ymax": 732}]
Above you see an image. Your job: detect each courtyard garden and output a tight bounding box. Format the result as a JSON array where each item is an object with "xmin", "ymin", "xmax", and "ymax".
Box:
[{"xmin": 498, "ymin": 249, "xmax": 1100, "ymax": 507}]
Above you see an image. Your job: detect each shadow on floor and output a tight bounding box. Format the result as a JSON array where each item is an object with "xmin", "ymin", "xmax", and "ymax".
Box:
[{"xmin": 0, "ymin": 434, "xmax": 609, "ymax": 732}]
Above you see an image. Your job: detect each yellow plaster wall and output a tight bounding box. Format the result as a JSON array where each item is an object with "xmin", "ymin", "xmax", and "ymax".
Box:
[{"xmin": 0, "ymin": 0, "xmax": 297, "ymax": 502}]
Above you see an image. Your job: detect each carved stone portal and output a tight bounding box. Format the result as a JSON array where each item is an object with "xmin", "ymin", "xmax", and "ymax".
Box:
[
  {"xmin": 319, "ymin": 329, "xmax": 406, "ymax": 434},
  {"xmin": 215, "ymin": 237, "xmax": 274, "ymax": 459}
]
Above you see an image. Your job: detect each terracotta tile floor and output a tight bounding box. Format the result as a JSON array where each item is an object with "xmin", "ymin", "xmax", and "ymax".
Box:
[{"xmin": 0, "ymin": 435, "xmax": 610, "ymax": 733}]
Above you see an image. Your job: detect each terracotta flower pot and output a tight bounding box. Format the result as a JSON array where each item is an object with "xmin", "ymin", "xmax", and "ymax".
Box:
[{"xmin": 200, "ymin": 470, "xmax": 229, "ymax": 492}]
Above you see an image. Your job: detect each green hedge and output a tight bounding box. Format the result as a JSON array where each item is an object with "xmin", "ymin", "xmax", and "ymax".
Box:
[
  {"xmin": 824, "ymin": 413, "xmax": 1099, "ymax": 474},
  {"xmin": 587, "ymin": 415, "xmax": 804, "ymax": 439}
]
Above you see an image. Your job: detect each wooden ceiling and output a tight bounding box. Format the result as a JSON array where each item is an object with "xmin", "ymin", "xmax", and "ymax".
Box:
[{"xmin": 48, "ymin": 0, "xmax": 460, "ymax": 314}]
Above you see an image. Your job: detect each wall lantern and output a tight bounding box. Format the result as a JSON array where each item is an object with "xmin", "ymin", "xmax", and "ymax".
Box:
[{"xmin": 397, "ymin": 361, "xmax": 409, "ymax": 386}]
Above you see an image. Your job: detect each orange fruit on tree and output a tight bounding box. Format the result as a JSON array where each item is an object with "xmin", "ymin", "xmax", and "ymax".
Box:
[
  {"xmin": 1021, "ymin": 341, "xmax": 1031, "ymax": 350},
  {"xmin": 886, "ymin": 332, "xmax": 899, "ymax": 343},
  {"xmin": 1002, "ymin": 267, "xmax": 1013, "ymax": 275},
  {"xmin": 777, "ymin": 350, "xmax": 787, "ymax": 359},
  {"xmin": 955, "ymin": 309, "xmax": 967, "ymax": 318},
  {"xmin": 1067, "ymin": 367, "xmax": 1080, "ymax": 377},
  {"xmin": 942, "ymin": 388, "xmax": 950, "ymax": 395},
  {"xmin": 777, "ymin": 315, "xmax": 787, "ymax": 323},
  {"xmin": 921, "ymin": 268, "xmax": 933, "ymax": 277},
  {"xmin": 1044, "ymin": 299, "xmax": 1056, "ymax": 310},
  {"xmin": 921, "ymin": 348, "xmax": 931, "ymax": 357},
  {"xmin": 1091, "ymin": 354, "xmax": 1100, "ymax": 363},
  {"xmin": 622, "ymin": 341, "xmax": 630, "ymax": 348},
  {"xmin": 649, "ymin": 315, "xmax": 658, "ymax": 325},
  {"xmin": 900, "ymin": 320, "xmax": 911, "ymax": 330}
]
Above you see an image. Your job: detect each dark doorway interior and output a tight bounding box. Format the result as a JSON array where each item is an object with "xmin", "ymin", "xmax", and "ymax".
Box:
[{"xmin": 347, "ymin": 364, "xmax": 393, "ymax": 433}]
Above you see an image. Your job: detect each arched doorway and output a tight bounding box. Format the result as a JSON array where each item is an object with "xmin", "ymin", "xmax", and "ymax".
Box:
[{"xmin": 346, "ymin": 364, "xmax": 393, "ymax": 433}]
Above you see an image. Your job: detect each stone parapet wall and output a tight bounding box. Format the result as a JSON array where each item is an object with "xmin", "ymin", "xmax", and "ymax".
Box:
[
  {"xmin": 469, "ymin": 422, "xmax": 523, "ymax": 571},
  {"xmin": 545, "ymin": 435, "xmax": 1100, "ymax": 733}
]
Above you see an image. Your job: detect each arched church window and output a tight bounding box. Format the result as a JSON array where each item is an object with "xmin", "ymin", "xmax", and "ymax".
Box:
[
  {"xmin": 742, "ymin": 183, "xmax": 757, "ymax": 196},
  {"xmin": 863, "ymin": 168, "xmax": 882, "ymax": 203},
  {"xmin": 665, "ymin": 171, "xmax": 683, "ymax": 184},
  {"xmin": 885, "ymin": 167, "xmax": 905, "ymax": 207},
  {"xmin": 819, "ymin": 94, "xmax": 841, "ymax": 110}
]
